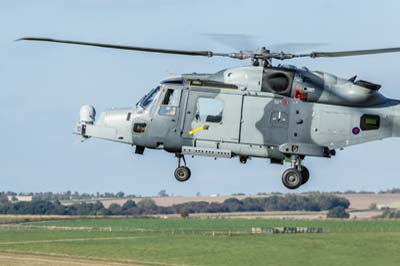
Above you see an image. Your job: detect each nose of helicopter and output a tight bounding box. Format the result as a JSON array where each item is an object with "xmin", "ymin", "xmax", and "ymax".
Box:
[{"xmin": 76, "ymin": 105, "xmax": 135, "ymax": 144}]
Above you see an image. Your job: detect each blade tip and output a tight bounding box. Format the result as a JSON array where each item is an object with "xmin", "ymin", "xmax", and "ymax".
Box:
[{"xmin": 15, "ymin": 37, "xmax": 31, "ymax": 42}]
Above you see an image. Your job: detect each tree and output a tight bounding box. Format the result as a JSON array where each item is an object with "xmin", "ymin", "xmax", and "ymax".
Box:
[
  {"xmin": 326, "ymin": 206, "xmax": 350, "ymax": 219},
  {"xmin": 137, "ymin": 198, "xmax": 157, "ymax": 209},
  {"xmin": 116, "ymin": 191, "xmax": 125, "ymax": 198},
  {"xmin": 122, "ymin": 200, "xmax": 137, "ymax": 210},
  {"xmin": 0, "ymin": 195, "xmax": 9, "ymax": 205},
  {"xmin": 74, "ymin": 201, "xmax": 108, "ymax": 216},
  {"xmin": 158, "ymin": 190, "xmax": 168, "ymax": 197},
  {"xmin": 242, "ymin": 198, "xmax": 263, "ymax": 212},
  {"xmin": 223, "ymin": 198, "xmax": 244, "ymax": 212},
  {"xmin": 108, "ymin": 203, "xmax": 122, "ymax": 215},
  {"xmin": 232, "ymin": 193, "xmax": 245, "ymax": 196}
]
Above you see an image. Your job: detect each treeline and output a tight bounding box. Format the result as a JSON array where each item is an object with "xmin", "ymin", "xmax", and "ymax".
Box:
[
  {"xmin": 332, "ymin": 188, "xmax": 400, "ymax": 194},
  {"xmin": 0, "ymin": 191, "xmax": 136, "ymax": 201},
  {"xmin": 0, "ymin": 194, "xmax": 350, "ymax": 216},
  {"xmin": 3, "ymin": 188, "xmax": 400, "ymax": 202}
]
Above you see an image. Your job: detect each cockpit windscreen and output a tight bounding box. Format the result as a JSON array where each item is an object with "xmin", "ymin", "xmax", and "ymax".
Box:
[{"xmin": 137, "ymin": 86, "xmax": 160, "ymax": 110}]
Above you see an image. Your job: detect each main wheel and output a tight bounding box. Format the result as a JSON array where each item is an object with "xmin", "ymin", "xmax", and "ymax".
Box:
[
  {"xmin": 300, "ymin": 166, "xmax": 310, "ymax": 185},
  {"xmin": 174, "ymin": 166, "xmax": 191, "ymax": 182},
  {"xmin": 282, "ymin": 168, "xmax": 303, "ymax": 189}
]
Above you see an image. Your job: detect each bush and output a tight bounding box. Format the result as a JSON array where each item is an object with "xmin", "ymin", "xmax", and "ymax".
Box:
[
  {"xmin": 380, "ymin": 209, "xmax": 400, "ymax": 218},
  {"xmin": 180, "ymin": 210, "xmax": 189, "ymax": 218},
  {"xmin": 327, "ymin": 206, "xmax": 350, "ymax": 219}
]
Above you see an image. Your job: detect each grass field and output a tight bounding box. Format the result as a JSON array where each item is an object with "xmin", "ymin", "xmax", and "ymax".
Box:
[{"xmin": 1, "ymin": 217, "xmax": 400, "ymax": 266}]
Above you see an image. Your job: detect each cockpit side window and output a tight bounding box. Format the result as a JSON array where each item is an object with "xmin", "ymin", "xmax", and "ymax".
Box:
[
  {"xmin": 159, "ymin": 89, "xmax": 181, "ymax": 116},
  {"xmin": 162, "ymin": 89, "xmax": 181, "ymax": 106},
  {"xmin": 195, "ymin": 97, "xmax": 224, "ymax": 123}
]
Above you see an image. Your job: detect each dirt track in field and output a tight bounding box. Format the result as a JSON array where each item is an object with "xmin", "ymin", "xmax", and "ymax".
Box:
[
  {"xmin": 0, "ymin": 236, "xmax": 155, "ymax": 246},
  {"xmin": 0, "ymin": 252, "xmax": 181, "ymax": 266},
  {"xmin": 0, "ymin": 252, "xmax": 138, "ymax": 266}
]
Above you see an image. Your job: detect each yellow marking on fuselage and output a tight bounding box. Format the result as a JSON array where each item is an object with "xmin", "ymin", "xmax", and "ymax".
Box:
[{"xmin": 189, "ymin": 125, "xmax": 209, "ymax": 135}]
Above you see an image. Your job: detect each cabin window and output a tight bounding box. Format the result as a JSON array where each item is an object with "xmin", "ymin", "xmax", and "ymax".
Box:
[
  {"xmin": 159, "ymin": 89, "xmax": 181, "ymax": 116},
  {"xmin": 360, "ymin": 114, "xmax": 380, "ymax": 130},
  {"xmin": 195, "ymin": 98, "xmax": 224, "ymax": 123}
]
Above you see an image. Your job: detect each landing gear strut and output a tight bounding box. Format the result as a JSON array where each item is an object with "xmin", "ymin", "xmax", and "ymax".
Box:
[
  {"xmin": 281, "ymin": 155, "xmax": 310, "ymax": 189},
  {"xmin": 174, "ymin": 155, "xmax": 191, "ymax": 182}
]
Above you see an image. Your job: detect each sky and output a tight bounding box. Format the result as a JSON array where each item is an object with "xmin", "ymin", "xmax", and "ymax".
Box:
[{"xmin": 1, "ymin": 0, "xmax": 400, "ymax": 196}]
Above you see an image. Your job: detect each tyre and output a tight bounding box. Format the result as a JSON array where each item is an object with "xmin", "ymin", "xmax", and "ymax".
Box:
[
  {"xmin": 282, "ymin": 168, "xmax": 303, "ymax": 189},
  {"xmin": 174, "ymin": 166, "xmax": 191, "ymax": 182},
  {"xmin": 300, "ymin": 166, "xmax": 310, "ymax": 185}
]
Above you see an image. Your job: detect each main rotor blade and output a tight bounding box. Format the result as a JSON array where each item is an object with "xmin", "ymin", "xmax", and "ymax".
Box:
[
  {"xmin": 17, "ymin": 37, "xmax": 227, "ymax": 57},
  {"xmin": 304, "ymin": 47, "xmax": 400, "ymax": 58}
]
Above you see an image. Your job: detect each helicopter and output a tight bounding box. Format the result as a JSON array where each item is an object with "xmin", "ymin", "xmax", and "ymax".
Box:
[{"xmin": 18, "ymin": 36, "xmax": 400, "ymax": 189}]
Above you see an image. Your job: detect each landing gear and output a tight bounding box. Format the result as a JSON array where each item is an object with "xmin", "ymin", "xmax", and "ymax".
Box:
[
  {"xmin": 281, "ymin": 155, "xmax": 310, "ymax": 189},
  {"xmin": 300, "ymin": 166, "xmax": 310, "ymax": 185},
  {"xmin": 174, "ymin": 155, "xmax": 191, "ymax": 182},
  {"xmin": 239, "ymin": 156, "xmax": 248, "ymax": 164},
  {"xmin": 282, "ymin": 168, "xmax": 302, "ymax": 189},
  {"xmin": 174, "ymin": 166, "xmax": 191, "ymax": 182}
]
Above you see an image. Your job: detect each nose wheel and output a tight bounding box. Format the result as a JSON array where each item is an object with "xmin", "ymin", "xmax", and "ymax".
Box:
[
  {"xmin": 282, "ymin": 168, "xmax": 303, "ymax": 189},
  {"xmin": 281, "ymin": 156, "xmax": 310, "ymax": 189},
  {"xmin": 174, "ymin": 155, "xmax": 191, "ymax": 182}
]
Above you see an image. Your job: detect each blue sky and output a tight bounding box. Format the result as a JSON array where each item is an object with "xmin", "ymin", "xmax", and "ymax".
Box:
[{"xmin": 1, "ymin": 0, "xmax": 400, "ymax": 195}]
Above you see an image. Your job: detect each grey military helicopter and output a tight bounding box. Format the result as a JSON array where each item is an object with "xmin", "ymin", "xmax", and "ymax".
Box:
[{"xmin": 19, "ymin": 37, "xmax": 400, "ymax": 189}]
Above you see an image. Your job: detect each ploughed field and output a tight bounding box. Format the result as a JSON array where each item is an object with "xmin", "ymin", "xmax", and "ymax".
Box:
[{"xmin": 0, "ymin": 218, "xmax": 400, "ymax": 266}]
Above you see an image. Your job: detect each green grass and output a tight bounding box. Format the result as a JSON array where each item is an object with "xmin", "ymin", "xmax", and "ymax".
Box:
[
  {"xmin": 1, "ymin": 218, "xmax": 400, "ymax": 266},
  {"xmin": 25, "ymin": 217, "xmax": 400, "ymax": 233}
]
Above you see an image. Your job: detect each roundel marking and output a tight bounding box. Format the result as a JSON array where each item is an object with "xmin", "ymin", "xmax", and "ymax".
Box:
[{"xmin": 352, "ymin": 127, "xmax": 360, "ymax": 135}]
